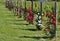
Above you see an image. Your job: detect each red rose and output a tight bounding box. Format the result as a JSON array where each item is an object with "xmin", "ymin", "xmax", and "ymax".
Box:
[
  {"xmin": 53, "ymin": 16, "xmax": 56, "ymax": 21},
  {"xmin": 48, "ymin": 29, "xmax": 50, "ymax": 32},
  {"xmin": 18, "ymin": 7, "xmax": 22, "ymax": 13},
  {"xmin": 46, "ymin": 21, "xmax": 51, "ymax": 24},
  {"xmin": 28, "ymin": 8, "xmax": 33, "ymax": 13},
  {"xmin": 28, "ymin": 15, "xmax": 34, "ymax": 21},
  {"xmin": 46, "ymin": 13, "xmax": 51, "ymax": 18},
  {"xmin": 44, "ymin": 29, "xmax": 46, "ymax": 32},
  {"xmin": 28, "ymin": 9, "xmax": 33, "ymax": 16},
  {"xmin": 52, "ymin": 21, "xmax": 56, "ymax": 25},
  {"xmin": 52, "ymin": 11, "xmax": 56, "ymax": 15}
]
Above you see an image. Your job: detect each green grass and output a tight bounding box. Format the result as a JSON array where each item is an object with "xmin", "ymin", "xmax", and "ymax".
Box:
[{"xmin": 0, "ymin": 0, "xmax": 59, "ymax": 41}]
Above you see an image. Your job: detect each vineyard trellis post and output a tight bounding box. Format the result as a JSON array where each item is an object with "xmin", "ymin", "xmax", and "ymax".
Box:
[
  {"xmin": 50, "ymin": 1, "xmax": 57, "ymax": 38},
  {"xmin": 54, "ymin": 1, "xmax": 57, "ymax": 38},
  {"xmin": 13, "ymin": 0, "xmax": 18, "ymax": 16},
  {"xmin": 31, "ymin": 0, "xmax": 33, "ymax": 10},
  {"xmin": 24, "ymin": 0, "xmax": 26, "ymax": 20},
  {"xmin": 18, "ymin": 0, "xmax": 22, "ymax": 17}
]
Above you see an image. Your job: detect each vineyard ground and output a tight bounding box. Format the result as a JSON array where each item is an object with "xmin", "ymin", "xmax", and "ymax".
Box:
[{"xmin": 0, "ymin": 0, "xmax": 60, "ymax": 41}]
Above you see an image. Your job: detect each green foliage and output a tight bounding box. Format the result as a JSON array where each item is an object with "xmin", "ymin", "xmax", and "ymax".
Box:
[
  {"xmin": 57, "ymin": 0, "xmax": 60, "ymax": 1},
  {"xmin": 58, "ymin": 17, "xmax": 60, "ymax": 22}
]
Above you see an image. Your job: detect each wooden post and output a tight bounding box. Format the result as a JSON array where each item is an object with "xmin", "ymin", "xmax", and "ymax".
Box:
[
  {"xmin": 24, "ymin": 0, "xmax": 26, "ymax": 20},
  {"xmin": 40, "ymin": 2, "xmax": 43, "ymax": 24},
  {"xmin": 31, "ymin": 0, "xmax": 33, "ymax": 10},
  {"xmin": 20, "ymin": 0, "xmax": 22, "ymax": 7},
  {"xmin": 55, "ymin": 1, "xmax": 57, "ymax": 38}
]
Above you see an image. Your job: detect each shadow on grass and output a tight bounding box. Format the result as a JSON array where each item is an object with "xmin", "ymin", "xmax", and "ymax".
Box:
[
  {"xmin": 14, "ymin": 23, "xmax": 29, "ymax": 25},
  {"xmin": 19, "ymin": 36, "xmax": 53, "ymax": 39},
  {"xmin": 22, "ymin": 28, "xmax": 37, "ymax": 31},
  {"xmin": 8, "ymin": 19, "xmax": 25, "ymax": 21},
  {"xmin": 13, "ymin": 27, "xmax": 37, "ymax": 31}
]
